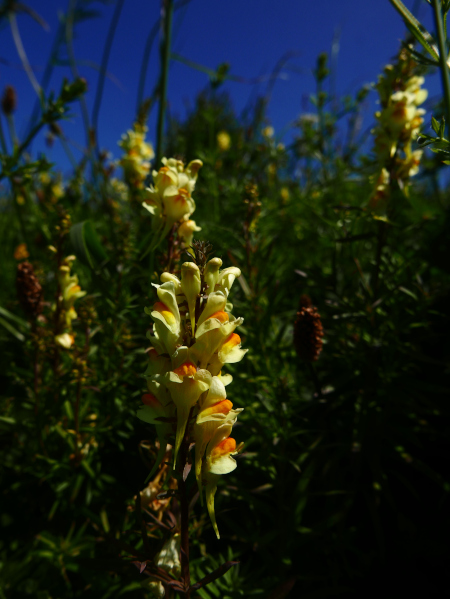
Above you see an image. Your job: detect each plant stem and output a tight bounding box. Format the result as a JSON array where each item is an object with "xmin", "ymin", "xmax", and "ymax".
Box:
[
  {"xmin": 432, "ymin": 0, "xmax": 450, "ymax": 129},
  {"xmin": 136, "ymin": 20, "xmax": 159, "ymax": 114},
  {"xmin": 177, "ymin": 432, "xmax": 191, "ymax": 595},
  {"xmin": 155, "ymin": 0, "xmax": 174, "ymax": 168},
  {"xmin": 9, "ymin": 11, "xmax": 42, "ymax": 97},
  {"xmin": 66, "ymin": 0, "xmax": 92, "ymax": 152},
  {"xmin": 92, "ymin": 0, "xmax": 125, "ymax": 150}
]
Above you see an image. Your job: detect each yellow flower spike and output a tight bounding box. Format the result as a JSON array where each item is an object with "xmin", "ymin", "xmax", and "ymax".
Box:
[
  {"xmin": 204, "ymin": 258, "xmax": 223, "ymax": 292},
  {"xmin": 181, "ymin": 262, "xmax": 201, "ymax": 334}
]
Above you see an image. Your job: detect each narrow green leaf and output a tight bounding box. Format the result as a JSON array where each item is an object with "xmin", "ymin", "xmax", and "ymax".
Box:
[
  {"xmin": 69, "ymin": 220, "xmax": 108, "ymax": 270},
  {"xmin": 0, "ymin": 316, "xmax": 25, "ymax": 341},
  {"xmin": 431, "ymin": 116, "xmax": 440, "ymax": 134},
  {"xmin": 389, "ymin": 0, "xmax": 440, "ymax": 62}
]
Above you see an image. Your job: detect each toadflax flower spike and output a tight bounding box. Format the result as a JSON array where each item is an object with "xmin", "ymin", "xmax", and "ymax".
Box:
[{"xmin": 139, "ymin": 240, "xmax": 247, "ymax": 534}]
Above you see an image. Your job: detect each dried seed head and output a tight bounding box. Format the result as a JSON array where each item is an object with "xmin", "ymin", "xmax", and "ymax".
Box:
[
  {"xmin": 294, "ymin": 305, "xmax": 324, "ymax": 362},
  {"xmin": 298, "ymin": 294, "xmax": 313, "ymax": 309},
  {"xmin": 2, "ymin": 85, "xmax": 17, "ymax": 115},
  {"xmin": 16, "ymin": 261, "xmax": 43, "ymax": 318}
]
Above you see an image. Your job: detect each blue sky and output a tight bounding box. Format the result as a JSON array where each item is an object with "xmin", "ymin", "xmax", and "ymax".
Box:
[{"xmin": 0, "ymin": 0, "xmax": 441, "ymax": 173}]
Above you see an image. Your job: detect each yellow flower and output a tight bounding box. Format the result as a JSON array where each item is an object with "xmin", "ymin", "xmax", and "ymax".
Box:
[
  {"xmin": 14, "ymin": 243, "xmax": 29, "ymax": 260},
  {"xmin": 280, "ymin": 187, "xmax": 290, "ymax": 202},
  {"xmin": 262, "ymin": 126, "xmax": 274, "ymax": 139},
  {"xmin": 55, "ymin": 333, "xmax": 75, "ymax": 349},
  {"xmin": 143, "ymin": 157, "xmax": 203, "ymax": 247},
  {"xmin": 118, "ymin": 123, "xmax": 154, "ymax": 188},
  {"xmin": 217, "ymin": 131, "xmax": 231, "ymax": 151},
  {"xmin": 178, "ymin": 219, "xmax": 201, "ymax": 248}
]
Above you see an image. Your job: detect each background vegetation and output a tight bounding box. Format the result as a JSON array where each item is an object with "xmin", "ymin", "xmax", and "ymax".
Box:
[{"xmin": 1, "ymin": 0, "xmax": 449, "ymax": 597}]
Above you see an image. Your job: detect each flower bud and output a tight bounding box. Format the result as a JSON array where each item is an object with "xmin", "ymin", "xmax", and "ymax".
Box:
[
  {"xmin": 181, "ymin": 262, "xmax": 201, "ymax": 333},
  {"xmin": 204, "ymin": 258, "xmax": 223, "ymax": 291}
]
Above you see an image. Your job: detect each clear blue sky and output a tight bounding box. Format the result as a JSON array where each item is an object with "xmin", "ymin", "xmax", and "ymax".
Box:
[{"xmin": 0, "ymin": 0, "xmax": 441, "ymax": 174}]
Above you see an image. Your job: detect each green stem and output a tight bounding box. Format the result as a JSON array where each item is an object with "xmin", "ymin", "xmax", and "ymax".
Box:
[
  {"xmin": 155, "ymin": 0, "xmax": 174, "ymax": 168},
  {"xmin": 0, "ymin": 116, "xmax": 8, "ymax": 154},
  {"xmin": 66, "ymin": 0, "xmax": 92, "ymax": 151},
  {"xmin": 432, "ymin": 0, "xmax": 450, "ymax": 129},
  {"xmin": 92, "ymin": 0, "xmax": 125, "ymax": 150},
  {"xmin": 136, "ymin": 20, "xmax": 159, "ymax": 115}
]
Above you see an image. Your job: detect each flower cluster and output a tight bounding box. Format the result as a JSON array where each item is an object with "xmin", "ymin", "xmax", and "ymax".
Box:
[
  {"xmin": 143, "ymin": 157, "xmax": 203, "ymax": 249},
  {"xmin": 54, "ymin": 256, "xmax": 86, "ymax": 349},
  {"xmin": 369, "ymin": 51, "xmax": 427, "ymax": 210},
  {"xmin": 118, "ymin": 122, "xmax": 154, "ymax": 188},
  {"xmin": 137, "ymin": 244, "xmax": 246, "ymax": 538}
]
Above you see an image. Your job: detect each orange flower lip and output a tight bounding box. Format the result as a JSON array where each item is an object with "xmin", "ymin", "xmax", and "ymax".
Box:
[
  {"xmin": 222, "ymin": 333, "xmax": 240, "ymax": 348},
  {"xmin": 207, "ymin": 311, "xmax": 229, "ymax": 324},
  {"xmin": 201, "ymin": 399, "xmax": 233, "ymax": 417},
  {"xmin": 175, "ymin": 188, "xmax": 189, "ymax": 204},
  {"xmin": 173, "ymin": 361, "xmax": 197, "ymax": 377},
  {"xmin": 142, "ymin": 393, "xmax": 159, "ymax": 406},
  {"xmin": 211, "ymin": 437, "xmax": 236, "ymax": 458}
]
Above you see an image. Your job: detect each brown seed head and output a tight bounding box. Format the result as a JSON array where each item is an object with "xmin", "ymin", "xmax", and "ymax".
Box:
[
  {"xmin": 294, "ymin": 305, "xmax": 324, "ymax": 362},
  {"xmin": 16, "ymin": 261, "xmax": 43, "ymax": 318},
  {"xmin": 2, "ymin": 85, "xmax": 17, "ymax": 115}
]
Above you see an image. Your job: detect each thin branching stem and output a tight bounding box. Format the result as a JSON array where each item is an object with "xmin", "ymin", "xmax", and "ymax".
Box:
[
  {"xmin": 66, "ymin": 0, "xmax": 92, "ymax": 151},
  {"xmin": 0, "ymin": 116, "xmax": 8, "ymax": 154},
  {"xmin": 92, "ymin": 0, "xmax": 125, "ymax": 149},
  {"xmin": 9, "ymin": 11, "xmax": 42, "ymax": 98},
  {"xmin": 136, "ymin": 20, "xmax": 159, "ymax": 115},
  {"xmin": 155, "ymin": 0, "xmax": 174, "ymax": 167}
]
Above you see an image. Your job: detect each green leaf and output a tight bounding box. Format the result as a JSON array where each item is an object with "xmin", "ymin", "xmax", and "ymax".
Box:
[
  {"xmin": 69, "ymin": 220, "xmax": 109, "ymax": 270},
  {"xmin": 431, "ymin": 116, "xmax": 440, "ymax": 135},
  {"xmin": 0, "ymin": 316, "xmax": 25, "ymax": 341},
  {"xmin": 389, "ymin": 0, "xmax": 440, "ymax": 62}
]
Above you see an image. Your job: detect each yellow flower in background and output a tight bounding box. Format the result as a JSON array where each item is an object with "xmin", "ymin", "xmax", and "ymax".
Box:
[
  {"xmin": 118, "ymin": 122, "xmax": 154, "ymax": 188},
  {"xmin": 178, "ymin": 219, "xmax": 201, "ymax": 248},
  {"xmin": 217, "ymin": 131, "xmax": 231, "ymax": 151},
  {"xmin": 369, "ymin": 52, "xmax": 427, "ymax": 211},
  {"xmin": 14, "ymin": 243, "xmax": 29, "ymax": 260},
  {"xmin": 280, "ymin": 187, "xmax": 290, "ymax": 202},
  {"xmin": 143, "ymin": 157, "xmax": 203, "ymax": 248},
  {"xmin": 54, "ymin": 256, "xmax": 86, "ymax": 347},
  {"xmin": 262, "ymin": 126, "xmax": 274, "ymax": 139}
]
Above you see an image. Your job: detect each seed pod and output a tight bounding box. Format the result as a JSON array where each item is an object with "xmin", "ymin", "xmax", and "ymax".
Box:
[
  {"xmin": 16, "ymin": 261, "xmax": 43, "ymax": 318},
  {"xmin": 2, "ymin": 85, "xmax": 17, "ymax": 115},
  {"xmin": 294, "ymin": 305, "xmax": 324, "ymax": 362}
]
